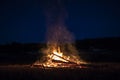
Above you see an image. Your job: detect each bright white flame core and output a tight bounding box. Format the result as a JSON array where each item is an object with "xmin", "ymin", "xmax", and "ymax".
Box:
[{"xmin": 52, "ymin": 50, "xmax": 68, "ymax": 62}]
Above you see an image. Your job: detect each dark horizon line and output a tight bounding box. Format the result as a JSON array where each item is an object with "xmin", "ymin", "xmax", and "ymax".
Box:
[{"xmin": 0, "ymin": 36, "xmax": 120, "ymax": 45}]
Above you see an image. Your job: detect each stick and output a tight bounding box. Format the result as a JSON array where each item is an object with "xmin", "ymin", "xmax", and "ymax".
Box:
[{"xmin": 52, "ymin": 53, "xmax": 78, "ymax": 65}]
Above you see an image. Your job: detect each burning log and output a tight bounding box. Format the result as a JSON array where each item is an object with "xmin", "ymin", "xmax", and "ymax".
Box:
[
  {"xmin": 52, "ymin": 53, "xmax": 79, "ymax": 65},
  {"xmin": 52, "ymin": 60, "xmax": 69, "ymax": 64}
]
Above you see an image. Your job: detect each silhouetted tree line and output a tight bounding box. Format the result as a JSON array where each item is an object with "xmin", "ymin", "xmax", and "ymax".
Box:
[
  {"xmin": 75, "ymin": 37, "xmax": 120, "ymax": 51},
  {"xmin": 0, "ymin": 42, "xmax": 46, "ymax": 54},
  {"xmin": 0, "ymin": 37, "xmax": 120, "ymax": 64},
  {"xmin": 0, "ymin": 37, "xmax": 120, "ymax": 53}
]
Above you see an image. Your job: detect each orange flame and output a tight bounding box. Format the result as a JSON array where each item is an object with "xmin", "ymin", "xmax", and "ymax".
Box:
[{"xmin": 52, "ymin": 48, "xmax": 68, "ymax": 62}]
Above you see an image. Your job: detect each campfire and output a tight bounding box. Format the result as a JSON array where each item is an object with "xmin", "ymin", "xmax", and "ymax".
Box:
[
  {"xmin": 33, "ymin": 0, "xmax": 86, "ymax": 68},
  {"xmin": 33, "ymin": 39, "xmax": 86, "ymax": 68},
  {"xmin": 42, "ymin": 46, "xmax": 81, "ymax": 68}
]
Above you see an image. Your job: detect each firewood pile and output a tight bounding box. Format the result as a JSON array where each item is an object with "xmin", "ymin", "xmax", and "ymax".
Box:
[{"xmin": 32, "ymin": 53, "xmax": 84, "ymax": 68}]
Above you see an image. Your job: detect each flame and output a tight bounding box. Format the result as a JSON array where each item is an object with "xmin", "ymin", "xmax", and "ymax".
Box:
[
  {"xmin": 51, "ymin": 48, "xmax": 68, "ymax": 62},
  {"xmin": 33, "ymin": 45, "xmax": 86, "ymax": 68},
  {"xmin": 42, "ymin": 47, "xmax": 68, "ymax": 67},
  {"xmin": 40, "ymin": 46, "xmax": 84, "ymax": 67}
]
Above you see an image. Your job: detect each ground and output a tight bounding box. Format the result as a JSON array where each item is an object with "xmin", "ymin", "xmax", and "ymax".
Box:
[{"xmin": 0, "ymin": 63, "xmax": 120, "ymax": 80}]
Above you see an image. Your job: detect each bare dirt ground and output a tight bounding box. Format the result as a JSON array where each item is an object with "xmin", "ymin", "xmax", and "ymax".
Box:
[{"xmin": 0, "ymin": 63, "xmax": 120, "ymax": 80}]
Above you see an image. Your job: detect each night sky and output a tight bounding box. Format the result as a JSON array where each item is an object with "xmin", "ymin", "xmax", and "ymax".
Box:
[{"xmin": 0, "ymin": 0, "xmax": 120, "ymax": 44}]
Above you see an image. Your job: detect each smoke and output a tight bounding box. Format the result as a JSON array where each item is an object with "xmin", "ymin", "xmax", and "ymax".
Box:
[
  {"xmin": 44, "ymin": 0, "xmax": 71, "ymax": 43},
  {"xmin": 40, "ymin": 0, "xmax": 82, "ymax": 63}
]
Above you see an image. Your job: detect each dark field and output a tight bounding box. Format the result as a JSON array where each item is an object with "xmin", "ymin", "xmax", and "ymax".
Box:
[{"xmin": 0, "ymin": 63, "xmax": 120, "ymax": 80}]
